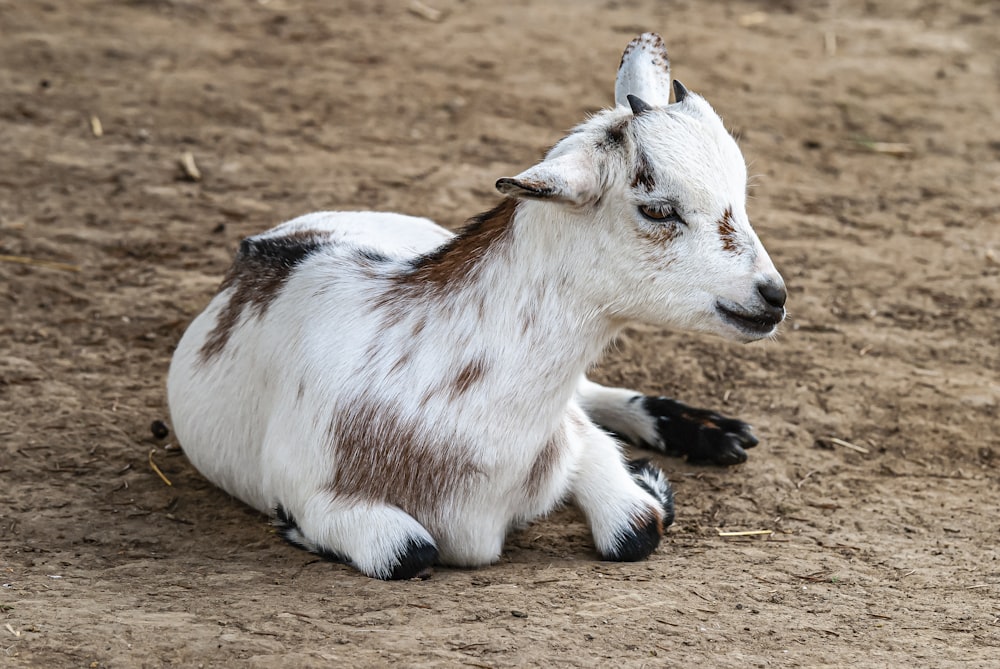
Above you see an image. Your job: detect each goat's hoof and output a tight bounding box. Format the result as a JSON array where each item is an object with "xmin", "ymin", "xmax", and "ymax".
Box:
[
  {"xmin": 627, "ymin": 458, "xmax": 675, "ymax": 528},
  {"xmin": 643, "ymin": 396, "xmax": 759, "ymax": 466},
  {"xmin": 387, "ymin": 538, "xmax": 438, "ymax": 580},
  {"xmin": 601, "ymin": 507, "xmax": 663, "ymax": 562}
]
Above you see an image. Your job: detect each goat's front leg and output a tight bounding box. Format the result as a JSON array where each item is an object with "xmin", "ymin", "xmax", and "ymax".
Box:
[
  {"xmin": 576, "ymin": 377, "xmax": 759, "ymax": 466},
  {"xmin": 569, "ymin": 410, "xmax": 675, "ymax": 561}
]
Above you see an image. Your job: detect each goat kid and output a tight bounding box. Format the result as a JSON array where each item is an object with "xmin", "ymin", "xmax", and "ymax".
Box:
[{"xmin": 167, "ymin": 33, "xmax": 786, "ymax": 579}]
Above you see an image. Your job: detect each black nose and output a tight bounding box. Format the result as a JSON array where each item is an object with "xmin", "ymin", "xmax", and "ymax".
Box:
[{"xmin": 758, "ymin": 278, "xmax": 787, "ymax": 309}]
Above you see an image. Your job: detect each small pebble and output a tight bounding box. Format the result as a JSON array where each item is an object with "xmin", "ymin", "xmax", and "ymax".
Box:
[{"xmin": 151, "ymin": 419, "xmax": 170, "ymax": 440}]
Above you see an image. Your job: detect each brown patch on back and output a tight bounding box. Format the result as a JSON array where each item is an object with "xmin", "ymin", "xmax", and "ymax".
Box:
[
  {"xmin": 328, "ymin": 402, "xmax": 482, "ymax": 514},
  {"xmin": 717, "ymin": 207, "xmax": 739, "ymax": 253},
  {"xmin": 199, "ymin": 230, "xmax": 326, "ymax": 362},
  {"xmin": 396, "ymin": 198, "xmax": 518, "ymax": 291}
]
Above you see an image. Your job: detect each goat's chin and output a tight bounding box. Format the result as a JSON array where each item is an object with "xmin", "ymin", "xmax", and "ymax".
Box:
[
  {"xmin": 713, "ymin": 301, "xmax": 784, "ymax": 342},
  {"xmin": 732, "ymin": 327, "xmax": 780, "ymax": 344}
]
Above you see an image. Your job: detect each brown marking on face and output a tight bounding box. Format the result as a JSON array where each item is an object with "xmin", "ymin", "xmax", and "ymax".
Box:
[
  {"xmin": 396, "ymin": 198, "xmax": 518, "ymax": 291},
  {"xmin": 296, "ymin": 380, "xmax": 306, "ymax": 402},
  {"xmin": 327, "ymin": 402, "xmax": 482, "ymax": 515},
  {"xmin": 637, "ymin": 217, "xmax": 680, "ymax": 246},
  {"xmin": 631, "ymin": 150, "xmax": 656, "ymax": 192},
  {"xmin": 717, "ymin": 207, "xmax": 739, "ymax": 253},
  {"xmin": 450, "ymin": 357, "xmax": 488, "ymax": 400},
  {"xmin": 199, "ymin": 230, "xmax": 326, "ymax": 362}
]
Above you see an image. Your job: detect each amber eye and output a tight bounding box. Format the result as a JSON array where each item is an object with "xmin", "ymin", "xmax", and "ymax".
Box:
[{"xmin": 638, "ymin": 204, "xmax": 682, "ymax": 224}]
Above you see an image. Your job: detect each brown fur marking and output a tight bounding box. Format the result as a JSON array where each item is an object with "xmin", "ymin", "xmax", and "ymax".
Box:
[
  {"xmin": 717, "ymin": 207, "xmax": 739, "ymax": 253},
  {"xmin": 199, "ymin": 230, "xmax": 325, "ymax": 362},
  {"xmin": 618, "ymin": 33, "xmax": 669, "ymax": 72},
  {"xmin": 631, "ymin": 506, "xmax": 665, "ymax": 537},
  {"xmin": 397, "ymin": 198, "xmax": 518, "ymax": 291},
  {"xmin": 524, "ymin": 430, "xmax": 566, "ymax": 500},
  {"xmin": 389, "ymin": 349, "xmax": 413, "ymax": 376},
  {"xmin": 411, "ymin": 316, "xmax": 427, "ymax": 338},
  {"xmin": 450, "ymin": 358, "xmax": 488, "ymax": 400},
  {"xmin": 328, "ymin": 403, "xmax": 482, "ymax": 514},
  {"xmin": 520, "ymin": 307, "xmax": 537, "ymax": 336},
  {"xmin": 637, "ymin": 218, "xmax": 680, "ymax": 245}
]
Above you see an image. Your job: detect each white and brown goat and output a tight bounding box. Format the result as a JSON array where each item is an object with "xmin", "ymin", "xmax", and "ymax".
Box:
[{"xmin": 167, "ymin": 33, "xmax": 785, "ymax": 579}]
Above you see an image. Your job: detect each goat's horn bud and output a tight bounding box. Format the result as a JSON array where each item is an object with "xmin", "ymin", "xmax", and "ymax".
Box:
[
  {"xmin": 672, "ymin": 79, "xmax": 689, "ymax": 103},
  {"xmin": 626, "ymin": 94, "xmax": 653, "ymax": 115}
]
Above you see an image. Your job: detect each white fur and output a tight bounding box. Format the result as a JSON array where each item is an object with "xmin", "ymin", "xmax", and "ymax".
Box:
[{"xmin": 167, "ymin": 34, "xmax": 784, "ymax": 578}]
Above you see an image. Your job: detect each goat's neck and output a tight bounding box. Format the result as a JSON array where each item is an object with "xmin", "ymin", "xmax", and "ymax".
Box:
[{"xmin": 410, "ymin": 199, "xmax": 620, "ymax": 422}]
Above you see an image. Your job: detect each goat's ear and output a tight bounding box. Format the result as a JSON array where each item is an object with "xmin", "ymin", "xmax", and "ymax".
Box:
[
  {"xmin": 495, "ymin": 152, "xmax": 599, "ymax": 205},
  {"xmin": 615, "ymin": 32, "xmax": 672, "ymax": 110}
]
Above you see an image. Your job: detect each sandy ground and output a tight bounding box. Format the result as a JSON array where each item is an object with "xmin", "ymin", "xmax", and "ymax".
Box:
[{"xmin": 1, "ymin": 0, "xmax": 998, "ymax": 666}]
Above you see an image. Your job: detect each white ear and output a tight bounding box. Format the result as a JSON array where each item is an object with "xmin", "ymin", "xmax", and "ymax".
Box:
[
  {"xmin": 615, "ymin": 33, "xmax": 672, "ymax": 110},
  {"xmin": 495, "ymin": 152, "xmax": 599, "ymax": 205}
]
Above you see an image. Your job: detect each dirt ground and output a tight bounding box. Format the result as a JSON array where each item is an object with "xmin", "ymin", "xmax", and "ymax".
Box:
[{"xmin": 1, "ymin": 0, "xmax": 998, "ymax": 666}]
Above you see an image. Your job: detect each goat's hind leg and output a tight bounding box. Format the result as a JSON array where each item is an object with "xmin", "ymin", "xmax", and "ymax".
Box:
[
  {"xmin": 576, "ymin": 378, "xmax": 758, "ymax": 466},
  {"xmin": 274, "ymin": 495, "xmax": 437, "ymax": 580}
]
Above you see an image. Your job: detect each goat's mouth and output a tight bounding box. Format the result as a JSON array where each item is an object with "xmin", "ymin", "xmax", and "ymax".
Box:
[{"xmin": 715, "ymin": 300, "xmax": 783, "ymax": 338}]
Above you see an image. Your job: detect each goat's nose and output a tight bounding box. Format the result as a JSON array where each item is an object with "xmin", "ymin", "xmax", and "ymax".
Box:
[{"xmin": 757, "ymin": 277, "xmax": 787, "ymax": 309}]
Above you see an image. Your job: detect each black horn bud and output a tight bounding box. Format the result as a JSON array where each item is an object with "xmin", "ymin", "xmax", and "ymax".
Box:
[
  {"xmin": 626, "ymin": 94, "xmax": 653, "ymax": 116},
  {"xmin": 672, "ymin": 79, "xmax": 689, "ymax": 103}
]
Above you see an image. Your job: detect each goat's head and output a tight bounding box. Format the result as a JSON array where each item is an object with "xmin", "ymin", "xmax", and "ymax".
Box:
[{"xmin": 496, "ymin": 33, "xmax": 785, "ymax": 343}]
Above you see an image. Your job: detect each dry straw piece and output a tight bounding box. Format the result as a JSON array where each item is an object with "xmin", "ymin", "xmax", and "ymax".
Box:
[
  {"xmin": 717, "ymin": 529, "xmax": 774, "ymax": 537},
  {"xmin": 148, "ymin": 448, "xmax": 173, "ymax": 486},
  {"xmin": 180, "ymin": 151, "xmax": 202, "ymax": 181},
  {"xmin": 827, "ymin": 436, "xmax": 869, "ymax": 454},
  {"xmin": 0, "ymin": 254, "xmax": 81, "ymax": 272}
]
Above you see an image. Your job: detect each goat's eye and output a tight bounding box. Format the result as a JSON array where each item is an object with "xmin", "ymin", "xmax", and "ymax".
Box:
[{"xmin": 638, "ymin": 204, "xmax": 682, "ymax": 224}]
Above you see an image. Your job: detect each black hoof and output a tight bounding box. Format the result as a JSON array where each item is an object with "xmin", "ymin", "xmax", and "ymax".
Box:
[
  {"xmin": 388, "ymin": 538, "xmax": 438, "ymax": 580},
  {"xmin": 602, "ymin": 510, "xmax": 662, "ymax": 562},
  {"xmin": 642, "ymin": 396, "xmax": 759, "ymax": 466}
]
